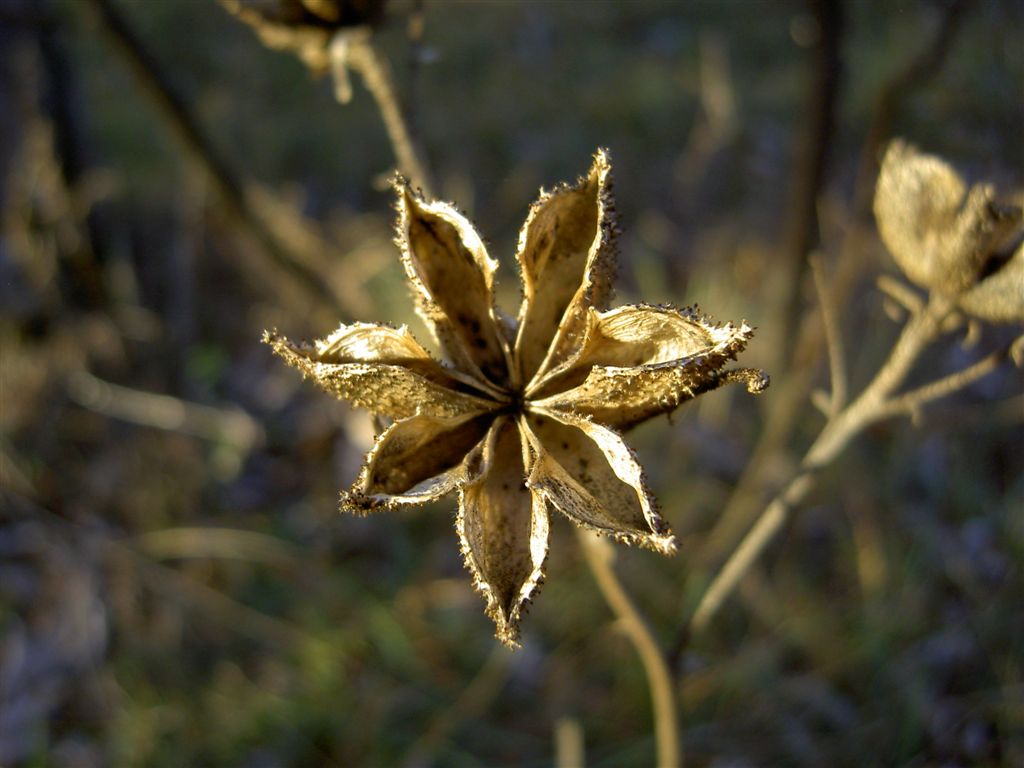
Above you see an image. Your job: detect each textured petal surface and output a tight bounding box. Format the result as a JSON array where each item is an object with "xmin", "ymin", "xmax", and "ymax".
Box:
[
  {"xmin": 397, "ymin": 183, "xmax": 510, "ymax": 385},
  {"xmin": 514, "ymin": 149, "xmax": 617, "ymax": 386},
  {"xmin": 532, "ymin": 306, "xmax": 761, "ymax": 429},
  {"xmin": 458, "ymin": 417, "xmax": 549, "ymax": 647},
  {"xmin": 874, "ymin": 140, "xmax": 1021, "ymax": 294},
  {"xmin": 522, "ymin": 411, "xmax": 675, "ymax": 553},
  {"xmin": 344, "ymin": 412, "xmax": 492, "ymax": 511},
  {"xmin": 264, "ymin": 327, "xmax": 495, "ymax": 420}
]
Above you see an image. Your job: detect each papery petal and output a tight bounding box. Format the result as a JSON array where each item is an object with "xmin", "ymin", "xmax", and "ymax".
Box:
[
  {"xmin": 521, "ymin": 411, "xmax": 675, "ymax": 554},
  {"xmin": 264, "ymin": 327, "xmax": 496, "ymax": 419},
  {"xmin": 458, "ymin": 417, "xmax": 548, "ymax": 647},
  {"xmin": 343, "ymin": 412, "xmax": 493, "ymax": 511},
  {"xmin": 514, "ymin": 149, "xmax": 617, "ymax": 386},
  {"xmin": 397, "ymin": 183, "xmax": 511, "ymax": 385},
  {"xmin": 874, "ymin": 140, "xmax": 1021, "ymax": 295},
  {"xmin": 530, "ymin": 305, "xmax": 764, "ymax": 429}
]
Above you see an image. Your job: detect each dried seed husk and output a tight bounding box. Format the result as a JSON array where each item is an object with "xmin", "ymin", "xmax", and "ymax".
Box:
[
  {"xmin": 515, "ymin": 149, "xmax": 618, "ymax": 387},
  {"xmin": 397, "ymin": 183, "xmax": 511, "ymax": 386},
  {"xmin": 874, "ymin": 140, "xmax": 1021, "ymax": 295},
  {"xmin": 458, "ymin": 417, "xmax": 549, "ymax": 646},
  {"xmin": 532, "ymin": 306, "xmax": 757, "ymax": 429},
  {"xmin": 264, "ymin": 328, "xmax": 495, "ymax": 419},
  {"xmin": 521, "ymin": 411, "xmax": 676, "ymax": 554},
  {"xmin": 345, "ymin": 411, "xmax": 492, "ymax": 510}
]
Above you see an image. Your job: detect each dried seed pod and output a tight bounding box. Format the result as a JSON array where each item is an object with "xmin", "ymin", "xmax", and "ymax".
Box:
[
  {"xmin": 266, "ymin": 149, "xmax": 769, "ymax": 645},
  {"xmin": 874, "ymin": 140, "xmax": 1021, "ymax": 297}
]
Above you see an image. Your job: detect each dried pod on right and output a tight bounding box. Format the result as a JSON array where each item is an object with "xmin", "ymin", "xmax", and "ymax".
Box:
[{"xmin": 874, "ymin": 140, "xmax": 1022, "ymax": 317}]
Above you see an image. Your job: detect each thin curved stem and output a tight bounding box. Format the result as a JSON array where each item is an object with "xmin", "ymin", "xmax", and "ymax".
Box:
[
  {"xmin": 346, "ymin": 33, "xmax": 435, "ymax": 197},
  {"xmin": 578, "ymin": 529, "xmax": 681, "ymax": 768},
  {"xmin": 811, "ymin": 254, "xmax": 847, "ymax": 413},
  {"xmin": 874, "ymin": 342, "xmax": 1016, "ymax": 422},
  {"xmin": 690, "ymin": 472, "xmax": 814, "ymax": 633}
]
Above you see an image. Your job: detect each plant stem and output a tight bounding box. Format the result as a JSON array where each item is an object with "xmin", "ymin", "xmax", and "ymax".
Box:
[
  {"xmin": 689, "ymin": 292, "xmax": 1006, "ymax": 634},
  {"xmin": 347, "ymin": 32, "xmax": 435, "ymax": 197},
  {"xmin": 579, "ymin": 530, "xmax": 681, "ymax": 768}
]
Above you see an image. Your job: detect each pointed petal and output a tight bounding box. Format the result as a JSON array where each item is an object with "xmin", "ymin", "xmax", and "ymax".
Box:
[
  {"xmin": 397, "ymin": 183, "xmax": 510, "ymax": 385},
  {"xmin": 531, "ymin": 305, "xmax": 766, "ymax": 429},
  {"xmin": 521, "ymin": 411, "xmax": 676, "ymax": 554},
  {"xmin": 514, "ymin": 149, "xmax": 618, "ymax": 385},
  {"xmin": 344, "ymin": 412, "xmax": 493, "ymax": 511},
  {"xmin": 264, "ymin": 326, "xmax": 496, "ymax": 420},
  {"xmin": 458, "ymin": 417, "xmax": 549, "ymax": 647}
]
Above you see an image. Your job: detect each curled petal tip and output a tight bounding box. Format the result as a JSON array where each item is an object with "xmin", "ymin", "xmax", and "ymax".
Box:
[
  {"xmin": 649, "ymin": 533, "xmax": 678, "ymax": 555},
  {"xmin": 720, "ymin": 367, "xmax": 770, "ymax": 394}
]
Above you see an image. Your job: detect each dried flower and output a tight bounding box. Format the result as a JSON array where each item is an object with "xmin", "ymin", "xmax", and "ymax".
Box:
[
  {"xmin": 874, "ymin": 140, "xmax": 1023, "ymax": 322},
  {"xmin": 265, "ymin": 150, "xmax": 768, "ymax": 645}
]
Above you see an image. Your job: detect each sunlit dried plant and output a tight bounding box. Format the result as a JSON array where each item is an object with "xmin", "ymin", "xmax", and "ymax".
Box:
[
  {"xmin": 220, "ymin": 0, "xmax": 387, "ymax": 102},
  {"xmin": 691, "ymin": 139, "xmax": 1023, "ymax": 634},
  {"xmin": 875, "ymin": 139, "xmax": 1023, "ymax": 323},
  {"xmin": 265, "ymin": 149, "xmax": 768, "ymax": 645}
]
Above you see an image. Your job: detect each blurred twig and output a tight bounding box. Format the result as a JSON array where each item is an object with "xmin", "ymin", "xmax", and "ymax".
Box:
[
  {"xmin": 83, "ymin": 0, "xmax": 347, "ymax": 319},
  {"xmin": 4, "ymin": 490, "xmax": 312, "ymax": 650},
  {"xmin": 554, "ymin": 718, "xmax": 586, "ymax": 768},
  {"xmin": 115, "ymin": 539, "xmax": 311, "ymax": 649},
  {"xmin": 345, "ymin": 30, "xmax": 434, "ymax": 197},
  {"xmin": 810, "ymin": 253, "xmax": 847, "ymax": 415},
  {"xmin": 66, "ymin": 370, "xmax": 263, "ymax": 452},
  {"xmin": 777, "ymin": 0, "xmax": 843, "ymax": 366},
  {"xmin": 134, "ymin": 527, "xmax": 301, "ymax": 568},
  {"xmin": 579, "ymin": 530, "xmax": 681, "ymax": 768},
  {"xmin": 852, "ymin": 0, "xmax": 974, "ymax": 218}
]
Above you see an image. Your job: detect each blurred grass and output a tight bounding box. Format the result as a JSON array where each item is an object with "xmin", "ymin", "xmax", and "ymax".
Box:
[{"xmin": 2, "ymin": 0, "xmax": 1022, "ymax": 766}]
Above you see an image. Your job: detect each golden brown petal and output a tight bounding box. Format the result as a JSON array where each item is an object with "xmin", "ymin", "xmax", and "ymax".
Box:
[
  {"xmin": 521, "ymin": 411, "xmax": 676, "ymax": 554},
  {"xmin": 531, "ymin": 306, "xmax": 763, "ymax": 429},
  {"xmin": 344, "ymin": 412, "xmax": 492, "ymax": 511},
  {"xmin": 263, "ymin": 327, "xmax": 495, "ymax": 420},
  {"xmin": 957, "ymin": 241, "xmax": 1024, "ymax": 323},
  {"xmin": 397, "ymin": 182, "xmax": 510, "ymax": 386},
  {"xmin": 874, "ymin": 140, "xmax": 1021, "ymax": 295},
  {"xmin": 514, "ymin": 149, "xmax": 617, "ymax": 386},
  {"xmin": 458, "ymin": 417, "xmax": 549, "ymax": 647}
]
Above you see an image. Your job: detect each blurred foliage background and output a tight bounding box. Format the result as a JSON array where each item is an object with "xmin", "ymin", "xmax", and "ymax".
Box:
[{"xmin": 1, "ymin": 0, "xmax": 1022, "ymax": 766}]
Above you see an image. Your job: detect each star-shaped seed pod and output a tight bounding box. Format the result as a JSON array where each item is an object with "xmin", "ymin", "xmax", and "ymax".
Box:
[
  {"xmin": 265, "ymin": 149, "xmax": 769, "ymax": 646},
  {"xmin": 874, "ymin": 140, "xmax": 1024, "ymax": 322}
]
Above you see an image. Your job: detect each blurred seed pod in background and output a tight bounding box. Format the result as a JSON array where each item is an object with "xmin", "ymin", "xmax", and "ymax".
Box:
[{"xmin": 874, "ymin": 140, "xmax": 1022, "ymax": 319}]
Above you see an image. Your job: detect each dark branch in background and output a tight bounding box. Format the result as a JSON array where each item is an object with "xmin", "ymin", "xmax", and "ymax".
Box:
[
  {"xmin": 35, "ymin": 0, "xmax": 110, "ymax": 310},
  {"xmin": 84, "ymin": 0, "xmax": 346, "ymax": 319},
  {"xmin": 777, "ymin": 0, "xmax": 843, "ymax": 367},
  {"xmin": 851, "ymin": 0, "xmax": 973, "ymax": 220}
]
